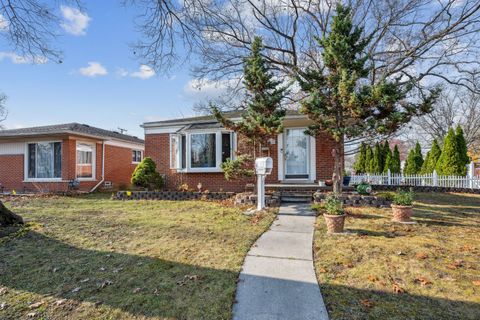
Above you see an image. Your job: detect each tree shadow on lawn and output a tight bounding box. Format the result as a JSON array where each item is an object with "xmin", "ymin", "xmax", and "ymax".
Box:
[
  {"xmin": 320, "ymin": 282, "xmax": 480, "ymax": 320},
  {"xmin": 0, "ymin": 231, "xmax": 238, "ymax": 319}
]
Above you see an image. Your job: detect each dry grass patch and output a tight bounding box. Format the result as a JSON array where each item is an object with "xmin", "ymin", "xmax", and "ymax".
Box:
[
  {"xmin": 0, "ymin": 194, "xmax": 275, "ymax": 320},
  {"xmin": 314, "ymin": 192, "xmax": 480, "ymax": 320}
]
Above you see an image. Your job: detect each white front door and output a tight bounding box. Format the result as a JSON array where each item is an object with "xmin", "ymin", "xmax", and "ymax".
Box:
[{"xmin": 284, "ymin": 128, "xmax": 310, "ymax": 179}]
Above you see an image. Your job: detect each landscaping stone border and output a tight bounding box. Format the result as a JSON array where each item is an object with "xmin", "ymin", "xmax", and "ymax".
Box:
[
  {"xmin": 234, "ymin": 192, "xmax": 281, "ymax": 207},
  {"xmin": 313, "ymin": 192, "xmax": 392, "ymax": 208},
  {"xmin": 114, "ymin": 191, "xmax": 235, "ymax": 201}
]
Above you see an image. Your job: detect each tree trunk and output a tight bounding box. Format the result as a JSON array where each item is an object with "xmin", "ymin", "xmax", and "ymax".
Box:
[
  {"xmin": 0, "ymin": 201, "xmax": 23, "ymax": 226},
  {"xmin": 332, "ymin": 138, "xmax": 344, "ymax": 195}
]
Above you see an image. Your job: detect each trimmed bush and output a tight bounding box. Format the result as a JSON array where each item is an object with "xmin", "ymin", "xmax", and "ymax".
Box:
[{"xmin": 131, "ymin": 157, "xmax": 164, "ymax": 190}]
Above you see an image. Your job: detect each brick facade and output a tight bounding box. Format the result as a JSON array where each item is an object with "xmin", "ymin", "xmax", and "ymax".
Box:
[
  {"xmin": 145, "ymin": 131, "xmax": 336, "ymax": 192},
  {"xmin": 0, "ymin": 137, "xmax": 142, "ymax": 193}
]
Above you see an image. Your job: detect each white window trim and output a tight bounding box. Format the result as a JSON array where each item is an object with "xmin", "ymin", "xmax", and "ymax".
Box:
[
  {"xmin": 24, "ymin": 140, "xmax": 63, "ymax": 182},
  {"xmin": 132, "ymin": 150, "xmax": 143, "ymax": 164},
  {"xmin": 76, "ymin": 141, "xmax": 96, "ymax": 181},
  {"xmin": 170, "ymin": 130, "xmax": 235, "ymax": 173}
]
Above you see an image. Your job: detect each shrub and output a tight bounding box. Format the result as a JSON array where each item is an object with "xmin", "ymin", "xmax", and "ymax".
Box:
[
  {"xmin": 131, "ymin": 157, "xmax": 164, "ymax": 190},
  {"xmin": 323, "ymin": 194, "xmax": 344, "ymax": 215},
  {"xmin": 220, "ymin": 155, "xmax": 255, "ymax": 180},
  {"xmin": 375, "ymin": 191, "xmax": 395, "ymax": 201},
  {"xmin": 393, "ymin": 189, "xmax": 414, "ymax": 206}
]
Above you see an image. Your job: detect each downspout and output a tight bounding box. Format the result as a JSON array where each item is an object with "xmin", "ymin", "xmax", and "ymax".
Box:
[{"xmin": 90, "ymin": 141, "xmax": 105, "ymax": 193}]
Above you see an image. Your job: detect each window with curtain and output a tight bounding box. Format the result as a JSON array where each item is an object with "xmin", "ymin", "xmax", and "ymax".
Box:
[
  {"xmin": 191, "ymin": 133, "xmax": 216, "ymax": 168},
  {"xmin": 27, "ymin": 142, "xmax": 62, "ymax": 179},
  {"xmin": 132, "ymin": 150, "xmax": 142, "ymax": 163},
  {"xmin": 76, "ymin": 143, "xmax": 94, "ymax": 178},
  {"xmin": 222, "ymin": 133, "xmax": 232, "ymax": 163}
]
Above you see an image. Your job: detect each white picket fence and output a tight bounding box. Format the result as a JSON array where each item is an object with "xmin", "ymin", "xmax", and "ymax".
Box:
[{"xmin": 349, "ymin": 162, "xmax": 480, "ymax": 189}]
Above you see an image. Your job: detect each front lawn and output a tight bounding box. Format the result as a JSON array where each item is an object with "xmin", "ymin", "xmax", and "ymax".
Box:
[
  {"xmin": 314, "ymin": 192, "xmax": 480, "ymax": 320},
  {"xmin": 0, "ymin": 194, "xmax": 275, "ymax": 319}
]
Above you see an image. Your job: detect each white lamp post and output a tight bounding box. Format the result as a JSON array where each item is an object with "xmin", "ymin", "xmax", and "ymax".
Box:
[{"xmin": 255, "ymin": 157, "xmax": 273, "ymax": 211}]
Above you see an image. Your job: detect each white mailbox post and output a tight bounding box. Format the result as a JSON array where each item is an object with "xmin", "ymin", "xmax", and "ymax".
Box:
[{"xmin": 255, "ymin": 157, "xmax": 273, "ymax": 211}]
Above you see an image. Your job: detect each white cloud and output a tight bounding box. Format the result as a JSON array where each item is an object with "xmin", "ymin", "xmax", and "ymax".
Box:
[
  {"xmin": 78, "ymin": 62, "xmax": 108, "ymax": 77},
  {"xmin": 130, "ymin": 65, "xmax": 156, "ymax": 79},
  {"xmin": 116, "ymin": 65, "xmax": 156, "ymax": 80},
  {"xmin": 60, "ymin": 5, "xmax": 90, "ymax": 36},
  {"xmin": 0, "ymin": 14, "xmax": 9, "ymax": 31},
  {"xmin": 183, "ymin": 78, "xmax": 238, "ymax": 101},
  {"xmin": 0, "ymin": 52, "xmax": 47, "ymax": 64}
]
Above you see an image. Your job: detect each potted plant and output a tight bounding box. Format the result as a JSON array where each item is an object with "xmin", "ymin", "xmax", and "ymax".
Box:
[
  {"xmin": 322, "ymin": 194, "xmax": 346, "ymax": 233},
  {"xmin": 392, "ymin": 189, "xmax": 414, "ymax": 223}
]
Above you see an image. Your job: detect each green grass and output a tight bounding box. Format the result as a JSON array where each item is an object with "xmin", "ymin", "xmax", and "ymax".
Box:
[
  {"xmin": 314, "ymin": 192, "xmax": 480, "ymax": 320},
  {"xmin": 0, "ymin": 194, "xmax": 275, "ymax": 319}
]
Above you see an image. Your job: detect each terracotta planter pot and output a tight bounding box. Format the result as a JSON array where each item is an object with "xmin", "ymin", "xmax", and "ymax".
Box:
[
  {"xmin": 324, "ymin": 214, "xmax": 346, "ymax": 233},
  {"xmin": 391, "ymin": 205, "xmax": 413, "ymax": 222},
  {"xmin": 325, "ymin": 179, "xmax": 333, "ymax": 186}
]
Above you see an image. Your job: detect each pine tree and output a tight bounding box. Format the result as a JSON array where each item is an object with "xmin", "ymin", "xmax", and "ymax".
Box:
[
  {"xmin": 212, "ymin": 36, "xmax": 287, "ymax": 150},
  {"xmin": 382, "ymin": 141, "xmax": 390, "ymax": 169},
  {"xmin": 404, "ymin": 143, "xmax": 423, "ymax": 174},
  {"xmin": 414, "ymin": 142, "xmax": 424, "ymax": 171},
  {"xmin": 297, "ymin": 4, "xmax": 438, "ymax": 193},
  {"xmin": 353, "ymin": 143, "xmax": 367, "ymax": 173},
  {"xmin": 391, "ymin": 145, "xmax": 401, "ymax": 174},
  {"xmin": 212, "ymin": 36, "xmax": 287, "ymax": 180},
  {"xmin": 436, "ymin": 128, "xmax": 464, "ymax": 175},
  {"xmin": 456, "ymin": 126, "xmax": 470, "ymax": 168},
  {"xmin": 425, "ymin": 139, "xmax": 442, "ymax": 173}
]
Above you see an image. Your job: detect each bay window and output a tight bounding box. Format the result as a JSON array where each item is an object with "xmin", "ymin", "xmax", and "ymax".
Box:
[
  {"xmin": 76, "ymin": 143, "xmax": 94, "ymax": 179},
  {"xmin": 27, "ymin": 142, "xmax": 62, "ymax": 179},
  {"xmin": 169, "ymin": 131, "xmax": 234, "ymax": 172}
]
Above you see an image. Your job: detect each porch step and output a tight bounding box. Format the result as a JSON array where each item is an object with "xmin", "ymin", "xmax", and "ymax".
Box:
[{"xmin": 281, "ymin": 193, "xmax": 313, "ymax": 203}]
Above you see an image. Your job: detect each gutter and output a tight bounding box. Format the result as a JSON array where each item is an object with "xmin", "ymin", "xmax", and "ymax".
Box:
[{"xmin": 90, "ymin": 141, "xmax": 105, "ymax": 193}]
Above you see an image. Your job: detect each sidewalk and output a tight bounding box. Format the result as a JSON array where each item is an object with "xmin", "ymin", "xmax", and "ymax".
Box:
[{"xmin": 233, "ymin": 203, "xmax": 329, "ymax": 320}]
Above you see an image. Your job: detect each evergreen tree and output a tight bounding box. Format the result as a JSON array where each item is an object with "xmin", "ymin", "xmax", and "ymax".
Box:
[
  {"xmin": 436, "ymin": 128, "xmax": 465, "ymax": 175},
  {"xmin": 353, "ymin": 142, "xmax": 367, "ymax": 173},
  {"xmin": 456, "ymin": 126, "xmax": 470, "ymax": 168},
  {"xmin": 213, "ymin": 36, "xmax": 287, "ymax": 151},
  {"xmin": 391, "ymin": 145, "xmax": 401, "ymax": 174},
  {"xmin": 421, "ymin": 151, "xmax": 430, "ymax": 174},
  {"xmin": 404, "ymin": 143, "xmax": 423, "ymax": 174},
  {"xmin": 383, "ymin": 148, "xmax": 393, "ymax": 173},
  {"xmin": 212, "ymin": 36, "xmax": 287, "ymax": 179},
  {"xmin": 425, "ymin": 139, "xmax": 442, "ymax": 173},
  {"xmin": 365, "ymin": 146, "xmax": 374, "ymax": 173},
  {"xmin": 372, "ymin": 142, "xmax": 382, "ymax": 173},
  {"xmin": 297, "ymin": 4, "xmax": 437, "ymax": 193},
  {"xmin": 382, "ymin": 141, "xmax": 391, "ymax": 169}
]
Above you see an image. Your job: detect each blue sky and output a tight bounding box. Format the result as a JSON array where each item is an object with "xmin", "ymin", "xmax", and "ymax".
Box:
[{"xmin": 0, "ymin": 0, "xmax": 214, "ymax": 138}]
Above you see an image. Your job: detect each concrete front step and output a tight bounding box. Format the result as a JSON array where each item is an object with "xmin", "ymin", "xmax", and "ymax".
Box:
[{"xmin": 281, "ymin": 194, "xmax": 313, "ymax": 203}]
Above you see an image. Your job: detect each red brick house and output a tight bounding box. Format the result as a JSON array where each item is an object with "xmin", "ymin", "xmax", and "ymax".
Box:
[
  {"xmin": 143, "ymin": 111, "xmax": 336, "ymax": 192},
  {"xmin": 0, "ymin": 123, "xmax": 144, "ymax": 193}
]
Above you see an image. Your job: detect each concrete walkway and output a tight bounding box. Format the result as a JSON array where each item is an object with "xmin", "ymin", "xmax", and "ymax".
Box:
[{"xmin": 233, "ymin": 203, "xmax": 329, "ymax": 320}]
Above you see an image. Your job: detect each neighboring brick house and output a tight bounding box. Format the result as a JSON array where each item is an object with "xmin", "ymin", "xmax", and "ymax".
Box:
[
  {"xmin": 142, "ymin": 111, "xmax": 336, "ymax": 192},
  {"xmin": 0, "ymin": 123, "xmax": 144, "ymax": 193}
]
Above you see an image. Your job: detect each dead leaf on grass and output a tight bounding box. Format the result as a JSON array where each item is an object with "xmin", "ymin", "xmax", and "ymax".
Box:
[
  {"xmin": 392, "ymin": 283, "xmax": 404, "ymax": 294},
  {"xmin": 26, "ymin": 312, "xmax": 37, "ymax": 318},
  {"xmin": 132, "ymin": 287, "xmax": 142, "ymax": 293},
  {"xmin": 0, "ymin": 287, "xmax": 7, "ymax": 295},
  {"xmin": 54, "ymin": 299, "xmax": 67, "ymax": 306},
  {"xmin": 360, "ymin": 299, "xmax": 374, "ymax": 308},
  {"xmin": 414, "ymin": 277, "xmax": 432, "ymax": 286},
  {"xmin": 318, "ymin": 268, "xmax": 328, "ymax": 273},
  {"xmin": 460, "ymin": 244, "xmax": 475, "ymax": 252},
  {"xmin": 415, "ymin": 252, "xmax": 428, "ymax": 260},
  {"xmin": 0, "ymin": 303, "xmax": 7, "ymax": 310},
  {"xmin": 472, "ymin": 280, "xmax": 480, "ymax": 286},
  {"xmin": 447, "ymin": 259, "xmax": 464, "ymax": 270},
  {"xmin": 367, "ymin": 275, "xmax": 379, "ymax": 282},
  {"xmin": 99, "ymin": 280, "xmax": 113, "ymax": 289},
  {"xmin": 80, "ymin": 278, "xmax": 90, "ymax": 283},
  {"xmin": 29, "ymin": 302, "xmax": 43, "ymax": 309},
  {"xmin": 71, "ymin": 287, "xmax": 81, "ymax": 293}
]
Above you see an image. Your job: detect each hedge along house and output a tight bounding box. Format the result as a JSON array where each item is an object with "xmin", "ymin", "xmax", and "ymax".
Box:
[
  {"xmin": 0, "ymin": 123, "xmax": 144, "ymax": 193},
  {"xmin": 142, "ymin": 111, "xmax": 336, "ymax": 192}
]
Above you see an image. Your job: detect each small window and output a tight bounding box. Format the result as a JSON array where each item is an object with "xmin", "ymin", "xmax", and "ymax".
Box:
[
  {"xmin": 191, "ymin": 133, "xmax": 216, "ymax": 168},
  {"xmin": 132, "ymin": 150, "xmax": 142, "ymax": 163},
  {"xmin": 28, "ymin": 142, "xmax": 62, "ymax": 179},
  {"xmin": 76, "ymin": 143, "xmax": 94, "ymax": 179},
  {"xmin": 222, "ymin": 133, "xmax": 232, "ymax": 163}
]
